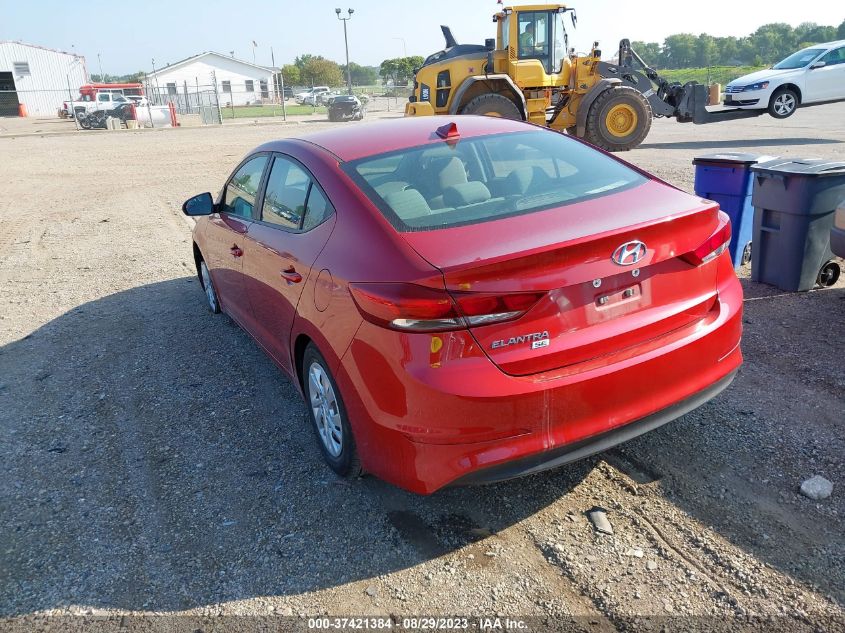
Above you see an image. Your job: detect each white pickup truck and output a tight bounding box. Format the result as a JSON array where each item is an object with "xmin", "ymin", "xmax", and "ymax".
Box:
[{"xmin": 61, "ymin": 92, "xmax": 147, "ymax": 119}]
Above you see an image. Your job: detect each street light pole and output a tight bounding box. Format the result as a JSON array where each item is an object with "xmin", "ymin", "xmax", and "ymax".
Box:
[{"xmin": 335, "ymin": 8, "xmax": 354, "ymax": 95}]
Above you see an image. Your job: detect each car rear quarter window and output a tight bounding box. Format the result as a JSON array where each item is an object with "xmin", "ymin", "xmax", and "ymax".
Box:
[
  {"xmin": 261, "ymin": 155, "xmax": 335, "ymax": 232},
  {"xmin": 345, "ymin": 130, "xmax": 647, "ymax": 232},
  {"xmin": 222, "ymin": 155, "xmax": 269, "ymax": 219}
]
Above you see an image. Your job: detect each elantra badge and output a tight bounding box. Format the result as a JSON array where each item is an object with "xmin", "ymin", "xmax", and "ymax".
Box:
[
  {"xmin": 491, "ymin": 331, "xmax": 550, "ymax": 349},
  {"xmin": 612, "ymin": 240, "xmax": 647, "ymax": 266}
]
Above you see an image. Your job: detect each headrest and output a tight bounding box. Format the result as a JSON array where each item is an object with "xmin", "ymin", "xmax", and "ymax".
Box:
[
  {"xmin": 443, "ymin": 181, "xmax": 492, "ymax": 207},
  {"xmin": 383, "ymin": 188, "xmax": 431, "ymax": 219}
]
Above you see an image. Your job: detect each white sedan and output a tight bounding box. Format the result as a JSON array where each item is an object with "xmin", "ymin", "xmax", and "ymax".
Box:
[{"xmin": 724, "ymin": 39, "xmax": 845, "ymax": 118}]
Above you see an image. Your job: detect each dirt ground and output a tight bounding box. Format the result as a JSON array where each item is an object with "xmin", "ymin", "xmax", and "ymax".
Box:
[{"xmin": 1, "ymin": 104, "xmax": 843, "ymax": 632}]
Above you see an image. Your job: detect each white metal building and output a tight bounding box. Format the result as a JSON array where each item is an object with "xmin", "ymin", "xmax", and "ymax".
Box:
[
  {"xmin": 0, "ymin": 41, "xmax": 87, "ymax": 117},
  {"xmin": 145, "ymin": 52, "xmax": 278, "ymax": 106}
]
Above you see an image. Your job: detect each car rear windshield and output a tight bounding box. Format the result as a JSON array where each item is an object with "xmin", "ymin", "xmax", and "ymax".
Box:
[{"xmin": 344, "ymin": 130, "xmax": 647, "ymax": 231}]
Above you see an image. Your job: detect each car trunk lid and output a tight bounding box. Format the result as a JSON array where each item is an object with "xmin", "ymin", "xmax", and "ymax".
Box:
[{"xmin": 399, "ymin": 181, "xmax": 724, "ymax": 376}]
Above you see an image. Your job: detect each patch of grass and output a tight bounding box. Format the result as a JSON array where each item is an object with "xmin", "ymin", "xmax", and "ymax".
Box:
[
  {"xmin": 656, "ymin": 66, "xmax": 767, "ymax": 86},
  {"xmin": 221, "ymin": 104, "xmax": 327, "ymax": 119}
]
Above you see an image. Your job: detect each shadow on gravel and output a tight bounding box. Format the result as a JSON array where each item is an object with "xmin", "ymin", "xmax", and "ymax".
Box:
[
  {"xmin": 0, "ymin": 277, "xmax": 592, "ymax": 615},
  {"xmin": 640, "ymin": 137, "xmax": 840, "ymax": 150}
]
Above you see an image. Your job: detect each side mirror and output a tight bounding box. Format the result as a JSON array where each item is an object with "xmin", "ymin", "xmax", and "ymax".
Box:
[
  {"xmin": 182, "ymin": 192, "xmax": 215, "ymax": 216},
  {"xmin": 810, "ymin": 61, "xmax": 826, "ymax": 69}
]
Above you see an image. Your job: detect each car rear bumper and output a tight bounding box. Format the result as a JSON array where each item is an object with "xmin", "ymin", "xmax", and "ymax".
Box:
[
  {"xmin": 337, "ymin": 268, "xmax": 743, "ymax": 494},
  {"xmin": 451, "ymin": 369, "xmax": 736, "ymax": 486}
]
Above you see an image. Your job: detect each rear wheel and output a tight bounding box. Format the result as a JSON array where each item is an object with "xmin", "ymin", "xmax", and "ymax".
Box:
[
  {"xmin": 768, "ymin": 88, "xmax": 798, "ymax": 119},
  {"xmin": 302, "ymin": 344, "xmax": 362, "ymax": 478},
  {"xmin": 817, "ymin": 261, "xmax": 841, "ymax": 287},
  {"xmin": 461, "ymin": 93, "xmax": 523, "ymax": 120},
  {"xmin": 584, "ymin": 86, "xmax": 652, "ymax": 151}
]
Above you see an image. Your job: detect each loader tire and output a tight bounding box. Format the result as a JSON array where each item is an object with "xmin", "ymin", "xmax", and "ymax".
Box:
[
  {"xmin": 584, "ymin": 86, "xmax": 652, "ymax": 151},
  {"xmin": 460, "ymin": 93, "xmax": 523, "ymax": 120}
]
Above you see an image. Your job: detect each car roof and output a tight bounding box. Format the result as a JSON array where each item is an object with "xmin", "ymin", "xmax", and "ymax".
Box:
[
  {"xmin": 802, "ymin": 39, "xmax": 845, "ymax": 50},
  {"xmin": 281, "ymin": 115, "xmax": 536, "ymax": 162}
]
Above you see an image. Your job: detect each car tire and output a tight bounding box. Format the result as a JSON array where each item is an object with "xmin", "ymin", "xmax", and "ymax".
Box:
[
  {"xmin": 198, "ymin": 259, "xmax": 221, "ymax": 314},
  {"xmin": 461, "ymin": 93, "xmax": 523, "ymax": 120},
  {"xmin": 768, "ymin": 88, "xmax": 799, "ymax": 119},
  {"xmin": 302, "ymin": 343, "xmax": 362, "ymax": 479},
  {"xmin": 584, "ymin": 85, "xmax": 652, "ymax": 151}
]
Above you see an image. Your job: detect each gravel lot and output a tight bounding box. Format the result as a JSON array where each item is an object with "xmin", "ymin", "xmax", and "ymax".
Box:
[{"xmin": 1, "ymin": 104, "xmax": 843, "ymax": 631}]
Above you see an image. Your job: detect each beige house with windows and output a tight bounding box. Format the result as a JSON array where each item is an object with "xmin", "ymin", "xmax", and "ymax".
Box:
[{"xmin": 144, "ymin": 51, "xmax": 277, "ymax": 106}]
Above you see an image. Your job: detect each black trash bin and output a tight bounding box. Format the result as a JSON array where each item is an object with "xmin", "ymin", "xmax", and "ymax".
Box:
[{"xmin": 750, "ymin": 159, "xmax": 845, "ymax": 291}]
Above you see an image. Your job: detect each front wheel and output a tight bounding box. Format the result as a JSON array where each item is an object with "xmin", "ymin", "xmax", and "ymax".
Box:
[
  {"xmin": 199, "ymin": 259, "xmax": 220, "ymax": 313},
  {"xmin": 768, "ymin": 88, "xmax": 798, "ymax": 119},
  {"xmin": 302, "ymin": 344, "xmax": 362, "ymax": 478},
  {"xmin": 461, "ymin": 93, "xmax": 523, "ymax": 120},
  {"xmin": 584, "ymin": 86, "xmax": 653, "ymax": 151}
]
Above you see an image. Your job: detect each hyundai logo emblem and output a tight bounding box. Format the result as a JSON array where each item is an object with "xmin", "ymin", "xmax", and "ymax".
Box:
[{"xmin": 611, "ymin": 240, "xmax": 647, "ymax": 266}]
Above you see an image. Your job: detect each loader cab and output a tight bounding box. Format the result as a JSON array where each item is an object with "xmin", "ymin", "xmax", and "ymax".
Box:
[{"xmin": 497, "ymin": 5, "xmax": 571, "ymax": 82}]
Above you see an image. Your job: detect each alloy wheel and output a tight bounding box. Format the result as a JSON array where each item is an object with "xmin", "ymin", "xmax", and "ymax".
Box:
[
  {"xmin": 774, "ymin": 93, "xmax": 796, "ymax": 116},
  {"xmin": 308, "ymin": 362, "xmax": 343, "ymax": 457}
]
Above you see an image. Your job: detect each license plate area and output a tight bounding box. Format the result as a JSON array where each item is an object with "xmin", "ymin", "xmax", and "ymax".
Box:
[{"xmin": 595, "ymin": 283, "xmax": 642, "ymax": 311}]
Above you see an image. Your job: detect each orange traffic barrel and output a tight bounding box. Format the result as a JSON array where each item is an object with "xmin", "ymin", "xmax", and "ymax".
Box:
[{"xmin": 18, "ymin": 103, "xmax": 28, "ymax": 117}]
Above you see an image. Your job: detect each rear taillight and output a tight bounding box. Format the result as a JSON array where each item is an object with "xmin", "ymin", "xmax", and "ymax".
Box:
[
  {"xmin": 681, "ymin": 215, "xmax": 731, "ymax": 265},
  {"xmin": 349, "ymin": 283, "xmax": 544, "ymax": 332}
]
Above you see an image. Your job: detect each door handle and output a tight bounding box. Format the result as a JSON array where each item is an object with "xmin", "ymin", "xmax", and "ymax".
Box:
[
  {"xmin": 230, "ymin": 245, "xmax": 244, "ymax": 258},
  {"xmin": 281, "ymin": 267, "xmax": 303, "ymax": 284}
]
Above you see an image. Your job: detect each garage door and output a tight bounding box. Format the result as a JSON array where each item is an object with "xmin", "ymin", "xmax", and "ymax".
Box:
[{"xmin": 0, "ymin": 72, "xmax": 20, "ymax": 117}]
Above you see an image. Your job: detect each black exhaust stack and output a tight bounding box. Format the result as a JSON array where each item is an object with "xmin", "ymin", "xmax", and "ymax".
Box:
[{"xmin": 440, "ymin": 25, "xmax": 458, "ymax": 48}]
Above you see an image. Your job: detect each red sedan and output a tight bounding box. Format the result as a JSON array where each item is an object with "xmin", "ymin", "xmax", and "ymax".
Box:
[{"xmin": 183, "ymin": 116, "xmax": 742, "ymax": 494}]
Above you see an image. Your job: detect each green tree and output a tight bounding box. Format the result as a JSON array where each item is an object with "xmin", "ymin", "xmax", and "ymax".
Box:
[
  {"xmin": 749, "ymin": 23, "xmax": 796, "ymax": 63},
  {"xmin": 715, "ymin": 37, "xmax": 739, "ymax": 65},
  {"xmin": 300, "ymin": 57, "xmax": 344, "ymax": 87},
  {"xmin": 694, "ymin": 34, "xmax": 717, "ymax": 67},
  {"xmin": 294, "ymin": 54, "xmax": 316, "ymax": 71},
  {"xmin": 629, "ymin": 41, "xmax": 661, "ymax": 67},
  {"xmin": 379, "ymin": 56, "xmax": 424, "ymax": 86},
  {"xmin": 281, "ymin": 64, "xmax": 300, "ymax": 86},
  {"xmin": 341, "ymin": 62, "xmax": 378, "ymax": 86},
  {"xmin": 662, "ymin": 34, "xmax": 697, "ymax": 68},
  {"xmin": 838, "ymin": 19, "xmax": 845, "ymax": 39}
]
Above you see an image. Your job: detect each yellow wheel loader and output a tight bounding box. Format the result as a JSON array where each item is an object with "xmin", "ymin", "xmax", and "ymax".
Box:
[{"xmin": 405, "ymin": 4, "xmax": 765, "ymax": 151}]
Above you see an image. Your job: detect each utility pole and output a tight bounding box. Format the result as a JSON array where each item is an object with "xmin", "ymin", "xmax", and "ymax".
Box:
[
  {"xmin": 97, "ymin": 53, "xmax": 104, "ymax": 82},
  {"xmin": 335, "ymin": 8, "xmax": 354, "ymax": 95},
  {"xmin": 151, "ymin": 58, "xmax": 161, "ymax": 104},
  {"xmin": 272, "ymin": 46, "xmax": 286, "ymax": 121}
]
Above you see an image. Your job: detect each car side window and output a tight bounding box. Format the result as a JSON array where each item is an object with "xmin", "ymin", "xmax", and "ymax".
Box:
[
  {"xmin": 98, "ymin": 93, "xmax": 110, "ymax": 102},
  {"xmin": 222, "ymin": 155, "xmax": 269, "ymax": 219},
  {"xmin": 261, "ymin": 155, "xmax": 334, "ymax": 231},
  {"xmin": 820, "ymin": 47, "xmax": 845, "ymax": 66}
]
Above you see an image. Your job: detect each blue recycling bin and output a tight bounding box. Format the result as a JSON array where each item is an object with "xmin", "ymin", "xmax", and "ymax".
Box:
[{"xmin": 693, "ymin": 153, "xmax": 775, "ymax": 268}]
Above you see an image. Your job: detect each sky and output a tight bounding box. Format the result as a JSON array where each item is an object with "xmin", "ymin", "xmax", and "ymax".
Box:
[{"xmin": 4, "ymin": 0, "xmax": 844, "ymax": 75}]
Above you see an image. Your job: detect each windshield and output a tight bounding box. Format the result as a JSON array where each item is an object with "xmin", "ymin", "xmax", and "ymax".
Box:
[
  {"xmin": 345, "ymin": 130, "xmax": 646, "ymax": 232},
  {"xmin": 773, "ymin": 48, "xmax": 825, "ymax": 69}
]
